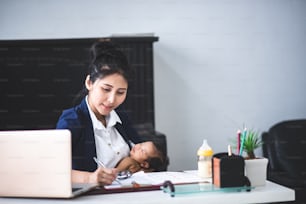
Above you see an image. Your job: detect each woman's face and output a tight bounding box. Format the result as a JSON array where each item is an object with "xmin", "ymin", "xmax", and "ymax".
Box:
[{"xmin": 85, "ymin": 73, "xmax": 128, "ymax": 119}]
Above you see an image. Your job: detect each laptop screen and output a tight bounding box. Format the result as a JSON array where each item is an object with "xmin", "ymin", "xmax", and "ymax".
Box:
[{"xmin": 0, "ymin": 129, "xmax": 73, "ymax": 198}]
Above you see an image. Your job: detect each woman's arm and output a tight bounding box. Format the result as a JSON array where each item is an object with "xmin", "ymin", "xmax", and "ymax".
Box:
[{"xmin": 72, "ymin": 167, "xmax": 117, "ymax": 185}]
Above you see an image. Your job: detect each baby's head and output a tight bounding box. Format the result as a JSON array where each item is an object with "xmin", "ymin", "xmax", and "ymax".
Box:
[{"xmin": 130, "ymin": 141, "xmax": 165, "ymax": 171}]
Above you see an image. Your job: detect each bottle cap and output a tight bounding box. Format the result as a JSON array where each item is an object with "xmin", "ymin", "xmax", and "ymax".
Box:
[{"xmin": 197, "ymin": 139, "xmax": 213, "ymax": 156}]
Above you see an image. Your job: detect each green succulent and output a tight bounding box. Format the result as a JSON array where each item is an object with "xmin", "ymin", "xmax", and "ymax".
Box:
[{"xmin": 241, "ymin": 129, "xmax": 263, "ymax": 159}]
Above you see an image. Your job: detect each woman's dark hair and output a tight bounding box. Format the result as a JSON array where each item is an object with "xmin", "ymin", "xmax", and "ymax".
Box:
[
  {"xmin": 74, "ymin": 40, "xmax": 131, "ymax": 105},
  {"xmin": 88, "ymin": 40, "xmax": 130, "ymax": 83}
]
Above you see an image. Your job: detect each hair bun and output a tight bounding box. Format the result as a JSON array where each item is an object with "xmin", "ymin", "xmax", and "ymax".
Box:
[{"xmin": 90, "ymin": 41, "xmax": 116, "ymax": 61}]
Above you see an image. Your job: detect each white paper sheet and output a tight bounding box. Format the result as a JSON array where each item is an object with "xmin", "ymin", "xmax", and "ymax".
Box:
[{"xmin": 105, "ymin": 171, "xmax": 210, "ymax": 189}]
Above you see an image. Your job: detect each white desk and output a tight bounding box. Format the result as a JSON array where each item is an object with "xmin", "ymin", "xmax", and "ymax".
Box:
[{"xmin": 0, "ymin": 181, "xmax": 295, "ymax": 204}]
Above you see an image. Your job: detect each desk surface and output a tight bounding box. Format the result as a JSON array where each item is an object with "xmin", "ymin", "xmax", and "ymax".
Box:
[{"xmin": 0, "ymin": 180, "xmax": 295, "ymax": 204}]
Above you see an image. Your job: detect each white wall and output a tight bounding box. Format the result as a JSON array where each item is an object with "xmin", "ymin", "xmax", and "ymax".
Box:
[{"xmin": 1, "ymin": 0, "xmax": 306, "ymax": 170}]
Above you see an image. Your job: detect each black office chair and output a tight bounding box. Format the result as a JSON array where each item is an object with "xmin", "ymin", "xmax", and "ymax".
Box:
[{"xmin": 262, "ymin": 119, "xmax": 306, "ymax": 204}]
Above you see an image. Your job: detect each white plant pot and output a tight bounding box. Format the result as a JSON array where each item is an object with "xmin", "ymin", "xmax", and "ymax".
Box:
[{"xmin": 244, "ymin": 157, "xmax": 268, "ymax": 187}]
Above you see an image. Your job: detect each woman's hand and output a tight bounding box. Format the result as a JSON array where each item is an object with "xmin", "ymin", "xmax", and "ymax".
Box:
[
  {"xmin": 89, "ymin": 167, "xmax": 118, "ymax": 185},
  {"xmin": 72, "ymin": 168, "xmax": 117, "ymax": 185}
]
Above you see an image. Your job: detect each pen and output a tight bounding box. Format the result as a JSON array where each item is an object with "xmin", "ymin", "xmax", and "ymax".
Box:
[
  {"xmin": 228, "ymin": 145, "xmax": 232, "ymax": 156},
  {"xmin": 239, "ymin": 128, "xmax": 247, "ymax": 156},
  {"xmin": 237, "ymin": 129, "xmax": 241, "ymax": 155},
  {"xmin": 93, "ymin": 157, "xmax": 106, "ymax": 168}
]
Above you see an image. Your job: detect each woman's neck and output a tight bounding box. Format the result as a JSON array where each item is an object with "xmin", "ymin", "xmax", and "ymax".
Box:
[{"xmin": 97, "ymin": 114, "xmax": 106, "ymax": 127}]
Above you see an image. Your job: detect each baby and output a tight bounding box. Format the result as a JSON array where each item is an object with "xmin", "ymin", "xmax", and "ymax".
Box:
[{"xmin": 115, "ymin": 141, "xmax": 165, "ymax": 173}]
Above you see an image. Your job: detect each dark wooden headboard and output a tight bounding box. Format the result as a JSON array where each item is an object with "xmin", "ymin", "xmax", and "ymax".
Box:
[{"xmin": 0, "ymin": 37, "xmax": 158, "ymax": 130}]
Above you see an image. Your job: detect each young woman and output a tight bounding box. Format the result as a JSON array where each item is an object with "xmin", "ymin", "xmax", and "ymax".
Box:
[{"xmin": 56, "ymin": 41, "xmax": 143, "ymax": 185}]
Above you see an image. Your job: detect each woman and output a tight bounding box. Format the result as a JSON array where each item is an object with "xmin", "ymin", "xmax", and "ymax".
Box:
[{"xmin": 56, "ymin": 41, "xmax": 143, "ymax": 185}]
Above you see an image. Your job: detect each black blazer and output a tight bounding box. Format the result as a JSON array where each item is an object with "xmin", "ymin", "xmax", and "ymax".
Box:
[{"xmin": 56, "ymin": 98, "xmax": 143, "ymax": 172}]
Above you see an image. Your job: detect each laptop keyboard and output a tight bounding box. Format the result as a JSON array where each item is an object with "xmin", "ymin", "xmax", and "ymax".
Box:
[{"xmin": 72, "ymin": 188, "xmax": 82, "ymax": 192}]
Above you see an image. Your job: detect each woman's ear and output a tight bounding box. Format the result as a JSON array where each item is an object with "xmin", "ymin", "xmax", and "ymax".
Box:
[{"xmin": 85, "ymin": 75, "xmax": 92, "ymax": 91}]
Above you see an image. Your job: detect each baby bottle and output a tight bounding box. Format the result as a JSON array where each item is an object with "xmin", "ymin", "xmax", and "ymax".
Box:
[{"xmin": 197, "ymin": 139, "xmax": 213, "ymax": 178}]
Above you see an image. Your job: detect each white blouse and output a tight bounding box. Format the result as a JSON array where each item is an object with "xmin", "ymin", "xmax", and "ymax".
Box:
[{"xmin": 86, "ymin": 96, "xmax": 130, "ymax": 168}]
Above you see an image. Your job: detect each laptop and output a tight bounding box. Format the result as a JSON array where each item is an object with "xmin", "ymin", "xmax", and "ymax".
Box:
[{"xmin": 0, "ymin": 129, "xmax": 98, "ymax": 198}]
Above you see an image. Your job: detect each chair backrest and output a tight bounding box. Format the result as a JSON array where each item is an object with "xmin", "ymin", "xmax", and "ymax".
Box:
[
  {"xmin": 262, "ymin": 131, "xmax": 280, "ymax": 171},
  {"xmin": 133, "ymin": 123, "xmax": 169, "ymax": 171},
  {"xmin": 262, "ymin": 119, "xmax": 306, "ymax": 178}
]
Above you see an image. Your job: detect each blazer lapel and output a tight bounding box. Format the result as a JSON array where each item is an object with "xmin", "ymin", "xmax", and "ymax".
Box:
[{"xmin": 115, "ymin": 122, "xmax": 132, "ymax": 149}]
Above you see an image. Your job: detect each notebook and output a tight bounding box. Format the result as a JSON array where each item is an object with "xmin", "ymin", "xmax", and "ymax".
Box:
[{"xmin": 0, "ymin": 129, "xmax": 98, "ymax": 198}]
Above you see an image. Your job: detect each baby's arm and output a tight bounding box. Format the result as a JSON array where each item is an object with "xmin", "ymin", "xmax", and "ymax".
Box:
[{"xmin": 116, "ymin": 157, "xmax": 142, "ymax": 173}]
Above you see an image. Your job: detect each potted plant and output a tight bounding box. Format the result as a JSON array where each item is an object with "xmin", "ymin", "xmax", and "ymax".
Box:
[
  {"xmin": 237, "ymin": 128, "xmax": 268, "ymax": 187},
  {"xmin": 242, "ymin": 129, "xmax": 263, "ymax": 159}
]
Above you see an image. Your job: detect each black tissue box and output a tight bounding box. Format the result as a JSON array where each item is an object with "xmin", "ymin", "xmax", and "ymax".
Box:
[{"xmin": 212, "ymin": 152, "xmax": 249, "ymax": 188}]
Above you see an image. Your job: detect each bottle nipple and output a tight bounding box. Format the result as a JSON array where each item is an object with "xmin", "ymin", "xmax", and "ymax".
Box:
[{"xmin": 197, "ymin": 139, "xmax": 213, "ymax": 156}]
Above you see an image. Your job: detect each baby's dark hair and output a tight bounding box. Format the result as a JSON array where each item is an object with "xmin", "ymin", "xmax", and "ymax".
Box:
[
  {"xmin": 74, "ymin": 39, "xmax": 131, "ymax": 105},
  {"xmin": 146, "ymin": 140, "xmax": 168, "ymax": 172}
]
